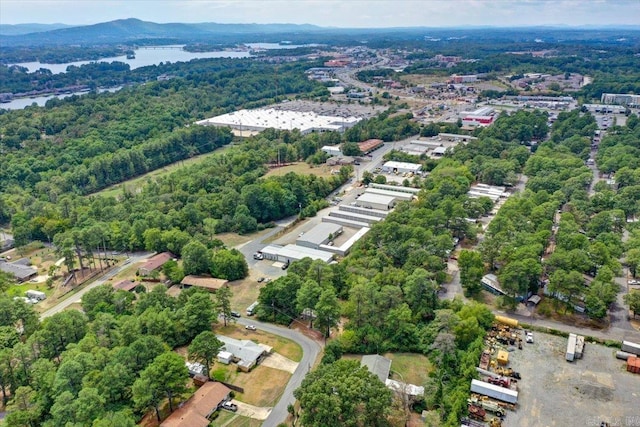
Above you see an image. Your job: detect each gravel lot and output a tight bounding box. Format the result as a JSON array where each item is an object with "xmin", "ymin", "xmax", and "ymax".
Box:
[{"xmin": 504, "ymin": 333, "xmax": 640, "ymax": 427}]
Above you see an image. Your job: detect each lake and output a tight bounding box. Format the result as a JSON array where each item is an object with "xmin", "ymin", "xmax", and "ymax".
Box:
[
  {"xmin": 1, "ymin": 87, "xmax": 121, "ymax": 110},
  {"xmin": 10, "ymin": 45, "xmax": 252, "ymax": 74}
]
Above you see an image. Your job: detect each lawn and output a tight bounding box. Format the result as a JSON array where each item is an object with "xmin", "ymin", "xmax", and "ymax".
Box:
[
  {"xmin": 264, "ymin": 162, "xmax": 334, "ymax": 179},
  {"xmin": 211, "ymin": 411, "xmax": 262, "ymax": 427},
  {"xmin": 383, "ymin": 352, "xmax": 433, "ymax": 386},
  {"xmin": 218, "ymin": 324, "xmax": 302, "ymax": 362}
]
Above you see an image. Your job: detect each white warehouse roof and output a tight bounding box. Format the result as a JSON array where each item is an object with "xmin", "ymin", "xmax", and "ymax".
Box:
[
  {"xmin": 262, "ymin": 244, "xmax": 335, "ymax": 263},
  {"xmin": 196, "ymin": 108, "xmax": 361, "ymax": 135},
  {"xmin": 382, "ymin": 161, "xmax": 422, "ymax": 172},
  {"xmin": 297, "ymin": 223, "xmax": 343, "ymax": 246},
  {"xmin": 357, "ymin": 192, "xmax": 396, "ymax": 206}
]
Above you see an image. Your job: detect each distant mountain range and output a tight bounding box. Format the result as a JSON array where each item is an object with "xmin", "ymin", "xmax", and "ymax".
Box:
[
  {"xmin": 1, "ymin": 18, "xmax": 639, "ymax": 48},
  {"xmin": 0, "ymin": 18, "xmax": 325, "ymax": 46}
]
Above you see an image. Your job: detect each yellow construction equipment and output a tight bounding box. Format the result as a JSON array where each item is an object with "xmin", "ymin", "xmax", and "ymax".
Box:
[{"xmin": 495, "ymin": 315, "xmax": 518, "ymax": 328}]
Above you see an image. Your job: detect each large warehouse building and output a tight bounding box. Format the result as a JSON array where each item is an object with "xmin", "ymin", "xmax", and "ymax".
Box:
[
  {"xmin": 196, "ymin": 108, "xmax": 361, "ymax": 135},
  {"xmin": 381, "ymin": 161, "xmax": 422, "ymax": 174}
]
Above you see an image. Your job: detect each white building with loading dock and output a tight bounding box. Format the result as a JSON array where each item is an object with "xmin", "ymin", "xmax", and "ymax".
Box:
[{"xmin": 381, "ymin": 161, "xmax": 422, "ymax": 175}]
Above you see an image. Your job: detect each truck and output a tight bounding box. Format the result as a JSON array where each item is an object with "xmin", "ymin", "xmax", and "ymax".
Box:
[
  {"xmin": 470, "ymin": 379, "xmax": 518, "ymax": 404},
  {"xmin": 468, "ymin": 396, "xmax": 506, "ymax": 417},
  {"xmin": 25, "ymin": 290, "xmax": 46, "ymax": 301},
  {"xmin": 246, "ymin": 301, "xmax": 259, "ymax": 316},
  {"xmin": 621, "ymin": 340, "xmax": 640, "ymax": 356}
]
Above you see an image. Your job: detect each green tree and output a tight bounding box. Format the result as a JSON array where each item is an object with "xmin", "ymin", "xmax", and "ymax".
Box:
[
  {"xmin": 294, "ymin": 359, "xmax": 392, "ymax": 427},
  {"xmin": 624, "ymin": 292, "xmax": 640, "ymax": 318},
  {"xmin": 341, "ymin": 142, "xmax": 363, "ymax": 157},
  {"xmin": 315, "ymin": 287, "xmax": 340, "ymax": 339},
  {"xmin": 296, "ymin": 280, "xmax": 322, "ymax": 328},
  {"xmin": 181, "ymin": 240, "xmax": 211, "ymax": 276},
  {"xmin": 188, "ymin": 331, "xmax": 223, "ymax": 379},
  {"xmin": 210, "ymin": 248, "xmax": 248, "ymax": 281},
  {"xmin": 458, "ymin": 250, "xmax": 484, "ymax": 295},
  {"xmin": 5, "ymin": 386, "xmax": 41, "ymax": 427},
  {"xmin": 132, "ymin": 352, "xmax": 188, "ymax": 421},
  {"xmin": 215, "ymin": 285, "xmax": 233, "ymax": 327}
]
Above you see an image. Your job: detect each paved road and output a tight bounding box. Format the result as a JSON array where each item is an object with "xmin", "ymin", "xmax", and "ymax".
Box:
[
  {"xmin": 235, "ymin": 317, "xmax": 322, "ymax": 427},
  {"xmin": 40, "ymin": 251, "xmax": 153, "ymax": 319}
]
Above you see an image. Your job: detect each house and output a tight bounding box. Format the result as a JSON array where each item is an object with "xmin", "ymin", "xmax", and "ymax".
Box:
[
  {"xmin": 160, "ymin": 381, "xmax": 231, "ymax": 427},
  {"xmin": 137, "ymin": 252, "xmax": 174, "ymax": 276},
  {"xmin": 216, "ymin": 335, "xmax": 271, "ymax": 372},
  {"xmin": 113, "ymin": 279, "xmax": 137, "ymax": 292},
  {"xmin": 0, "ymin": 260, "xmax": 37, "ymax": 282},
  {"xmin": 361, "ymin": 354, "xmax": 392, "ymax": 383},
  {"xmin": 180, "ymin": 275, "xmax": 228, "ymax": 292},
  {"xmin": 217, "ymin": 351, "xmax": 233, "ymax": 365}
]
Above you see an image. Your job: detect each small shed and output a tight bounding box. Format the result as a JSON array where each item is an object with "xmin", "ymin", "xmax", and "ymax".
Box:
[
  {"xmin": 527, "ymin": 295, "xmax": 541, "ymax": 306},
  {"xmin": 497, "ymin": 350, "xmax": 509, "ymax": 366},
  {"xmin": 217, "ymin": 351, "xmax": 233, "ymax": 365}
]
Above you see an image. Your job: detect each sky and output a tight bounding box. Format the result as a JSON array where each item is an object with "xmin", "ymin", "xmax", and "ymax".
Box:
[{"xmin": 1, "ymin": 0, "xmax": 639, "ymax": 28}]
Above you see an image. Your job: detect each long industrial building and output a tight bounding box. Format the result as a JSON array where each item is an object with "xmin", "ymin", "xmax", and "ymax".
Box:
[{"xmin": 196, "ymin": 108, "xmax": 361, "ymax": 135}]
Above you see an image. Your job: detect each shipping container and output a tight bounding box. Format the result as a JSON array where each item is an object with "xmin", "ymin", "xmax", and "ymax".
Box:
[
  {"xmin": 25, "ymin": 290, "xmax": 46, "ymax": 301},
  {"xmin": 616, "ymin": 351, "xmax": 634, "ymax": 361},
  {"xmin": 621, "ymin": 340, "xmax": 640, "ymax": 356},
  {"xmin": 627, "ymin": 356, "xmax": 640, "ymax": 374},
  {"xmin": 470, "ymin": 379, "xmax": 518, "ymax": 404},
  {"xmin": 566, "ymin": 334, "xmax": 577, "ymax": 362}
]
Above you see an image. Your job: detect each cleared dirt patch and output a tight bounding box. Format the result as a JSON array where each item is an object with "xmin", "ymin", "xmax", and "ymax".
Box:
[
  {"xmin": 232, "ymin": 400, "xmax": 272, "ymax": 420},
  {"xmin": 231, "ymin": 365, "xmax": 291, "ymax": 407}
]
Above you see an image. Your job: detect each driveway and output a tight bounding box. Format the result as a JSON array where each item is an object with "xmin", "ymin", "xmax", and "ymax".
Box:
[
  {"xmin": 231, "ymin": 400, "xmax": 271, "ymax": 420},
  {"xmin": 236, "ymin": 317, "xmax": 321, "ymax": 427},
  {"xmin": 261, "ymin": 352, "xmax": 298, "ymax": 374}
]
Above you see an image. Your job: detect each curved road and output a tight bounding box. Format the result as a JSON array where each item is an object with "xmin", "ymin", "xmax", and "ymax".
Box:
[{"xmin": 236, "ymin": 317, "xmax": 322, "ymax": 427}]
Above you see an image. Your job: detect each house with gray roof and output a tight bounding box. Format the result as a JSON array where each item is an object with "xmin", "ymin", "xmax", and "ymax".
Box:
[
  {"xmin": 216, "ymin": 335, "xmax": 272, "ymax": 372},
  {"xmin": 0, "ymin": 260, "xmax": 37, "ymax": 282},
  {"xmin": 361, "ymin": 354, "xmax": 392, "ymax": 383}
]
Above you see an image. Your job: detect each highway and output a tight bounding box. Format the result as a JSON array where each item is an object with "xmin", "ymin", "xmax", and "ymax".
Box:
[{"xmin": 40, "ymin": 251, "xmax": 153, "ymax": 319}]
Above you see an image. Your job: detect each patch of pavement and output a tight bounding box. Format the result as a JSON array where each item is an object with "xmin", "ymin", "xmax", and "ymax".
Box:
[
  {"xmin": 260, "ymin": 352, "xmax": 299, "ymax": 374},
  {"xmin": 233, "ymin": 400, "xmax": 272, "ymax": 420}
]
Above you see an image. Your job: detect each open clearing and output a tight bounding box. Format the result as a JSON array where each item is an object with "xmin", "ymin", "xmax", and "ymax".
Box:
[
  {"xmin": 264, "ymin": 162, "xmax": 335, "ymax": 179},
  {"xmin": 504, "ymin": 332, "xmax": 639, "ymax": 427}
]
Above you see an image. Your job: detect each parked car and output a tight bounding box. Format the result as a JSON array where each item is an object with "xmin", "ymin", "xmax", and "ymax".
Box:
[
  {"xmin": 253, "ymin": 252, "xmax": 264, "ymax": 260},
  {"xmin": 281, "ymin": 262, "xmax": 289, "ymax": 270},
  {"xmin": 257, "ymin": 277, "xmax": 265, "ymax": 283},
  {"xmin": 231, "ymin": 311, "xmax": 241, "ymax": 318},
  {"xmin": 245, "ymin": 325, "xmax": 257, "ymax": 331},
  {"xmin": 221, "ymin": 401, "xmax": 238, "ymax": 412},
  {"xmin": 526, "ymin": 332, "xmax": 534, "ymax": 343}
]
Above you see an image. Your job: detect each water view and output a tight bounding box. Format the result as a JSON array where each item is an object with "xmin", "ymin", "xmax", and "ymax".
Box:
[{"xmin": 11, "ymin": 45, "xmax": 252, "ymax": 74}]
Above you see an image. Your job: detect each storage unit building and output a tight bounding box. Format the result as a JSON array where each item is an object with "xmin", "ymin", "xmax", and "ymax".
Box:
[
  {"xmin": 296, "ymin": 223, "xmax": 343, "ymax": 249},
  {"xmin": 369, "ymin": 183, "xmax": 421, "ymax": 195},
  {"xmin": 355, "ymin": 193, "xmax": 396, "ymax": 211},
  {"xmin": 381, "ymin": 161, "xmax": 422, "ymax": 174},
  {"xmin": 470, "ymin": 379, "xmax": 518, "ymax": 404},
  {"xmin": 365, "ymin": 188, "xmax": 415, "ymax": 201}
]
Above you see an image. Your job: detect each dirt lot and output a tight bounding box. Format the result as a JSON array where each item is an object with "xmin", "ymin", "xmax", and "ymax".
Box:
[{"xmin": 504, "ymin": 333, "xmax": 640, "ymax": 427}]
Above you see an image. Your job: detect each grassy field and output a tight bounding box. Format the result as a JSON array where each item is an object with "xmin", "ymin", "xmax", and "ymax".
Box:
[
  {"xmin": 383, "ymin": 352, "xmax": 433, "ymax": 386},
  {"xmin": 264, "ymin": 162, "xmax": 335, "ymax": 179}
]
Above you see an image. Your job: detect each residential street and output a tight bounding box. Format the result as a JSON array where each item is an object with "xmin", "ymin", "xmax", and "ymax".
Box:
[
  {"xmin": 40, "ymin": 251, "xmax": 153, "ymax": 319},
  {"xmin": 235, "ymin": 317, "xmax": 322, "ymax": 427}
]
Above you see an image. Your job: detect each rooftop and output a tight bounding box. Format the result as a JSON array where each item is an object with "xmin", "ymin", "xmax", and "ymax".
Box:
[
  {"xmin": 356, "ymin": 192, "xmax": 396, "ymax": 206},
  {"xmin": 297, "ymin": 223, "xmax": 343, "ymax": 246},
  {"xmin": 160, "ymin": 381, "xmax": 231, "ymax": 427},
  {"xmin": 361, "ymin": 354, "xmax": 392, "ymax": 383},
  {"xmin": 180, "ymin": 275, "xmax": 228, "ymax": 291},
  {"xmin": 139, "ymin": 252, "xmax": 174, "ymax": 274}
]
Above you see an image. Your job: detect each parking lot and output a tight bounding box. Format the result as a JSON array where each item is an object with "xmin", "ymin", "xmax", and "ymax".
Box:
[{"xmin": 504, "ymin": 333, "xmax": 639, "ymax": 427}]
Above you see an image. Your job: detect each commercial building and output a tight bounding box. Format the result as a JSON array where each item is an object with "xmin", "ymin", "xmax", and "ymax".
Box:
[
  {"xmin": 601, "ymin": 93, "xmax": 640, "ymax": 107},
  {"xmin": 357, "ymin": 139, "xmax": 384, "ymax": 154},
  {"xmin": 450, "ymin": 74, "xmax": 478, "ymax": 83},
  {"xmin": 461, "ymin": 106, "xmax": 495, "ymax": 127},
  {"xmin": 297, "ymin": 223, "xmax": 343, "ymax": 249},
  {"xmin": 196, "ymin": 108, "xmax": 361, "ymax": 135},
  {"xmin": 355, "ymin": 193, "xmax": 396, "ymax": 211},
  {"xmin": 468, "ymin": 184, "xmax": 509, "ymax": 203},
  {"xmin": 322, "ymin": 145, "xmax": 342, "ymax": 156},
  {"xmin": 364, "ymin": 187, "xmax": 415, "ymax": 202},
  {"xmin": 381, "ymin": 161, "xmax": 422, "ymax": 174},
  {"xmin": 369, "ymin": 183, "xmax": 420, "ymax": 195},
  {"xmin": 260, "ymin": 244, "xmax": 335, "ymax": 263}
]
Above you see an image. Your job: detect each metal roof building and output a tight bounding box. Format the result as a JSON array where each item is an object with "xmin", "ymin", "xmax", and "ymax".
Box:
[
  {"xmin": 381, "ymin": 161, "xmax": 422, "ymax": 174},
  {"xmin": 260, "ymin": 244, "xmax": 335, "ymax": 263},
  {"xmin": 297, "ymin": 223, "xmax": 343, "ymax": 249},
  {"xmin": 196, "ymin": 108, "xmax": 361, "ymax": 135},
  {"xmin": 361, "ymin": 355, "xmax": 392, "ymax": 383},
  {"xmin": 364, "ymin": 188, "xmax": 415, "ymax": 201},
  {"xmin": 356, "ymin": 193, "xmax": 396, "ymax": 211}
]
